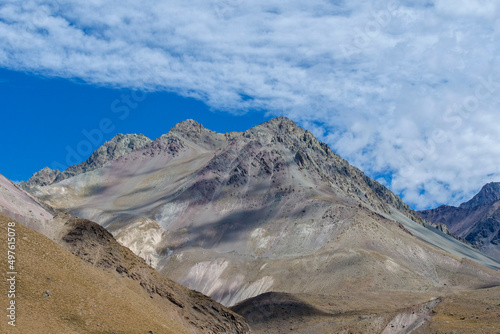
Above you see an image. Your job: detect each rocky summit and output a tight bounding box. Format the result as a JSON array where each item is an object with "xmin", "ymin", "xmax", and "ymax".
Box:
[{"xmin": 16, "ymin": 117, "xmax": 500, "ymax": 333}]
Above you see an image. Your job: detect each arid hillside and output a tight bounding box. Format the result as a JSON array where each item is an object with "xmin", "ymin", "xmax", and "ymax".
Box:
[
  {"xmin": 0, "ymin": 211, "xmax": 249, "ymax": 333},
  {"xmin": 231, "ymin": 287, "xmax": 500, "ymax": 334}
]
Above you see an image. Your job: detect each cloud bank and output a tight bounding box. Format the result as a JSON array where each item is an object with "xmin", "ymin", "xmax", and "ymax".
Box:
[{"xmin": 1, "ymin": 0, "xmax": 500, "ymax": 209}]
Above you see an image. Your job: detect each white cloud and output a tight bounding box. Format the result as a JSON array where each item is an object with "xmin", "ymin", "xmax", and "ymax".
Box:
[
  {"xmin": 1, "ymin": 0, "xmax": 500, "ymax": 209},
  {"xmin": 435, "ymin": 0, "xmax": 498, "ymax": 17}
]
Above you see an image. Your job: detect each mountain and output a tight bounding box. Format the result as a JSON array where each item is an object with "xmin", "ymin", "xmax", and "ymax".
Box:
[
  {"xmin": 459, "ymin": 182, "xmax": 500, "ymax": 209},
  {"xmin": 0, "ymin": 174, "xmax": 250, "ymax": 333},
  {"xmin": 25, "ymin": 117, "xmax": 500, "ymax": 313},
  {"xmin": 420, "ymin": 182, "xmax": 500, "ymax": 261}
]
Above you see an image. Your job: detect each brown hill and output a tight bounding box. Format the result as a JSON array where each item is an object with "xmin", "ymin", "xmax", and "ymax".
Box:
[{"xmin": 0, "ymin": 212, "xmax": 249, "ymax": 334}]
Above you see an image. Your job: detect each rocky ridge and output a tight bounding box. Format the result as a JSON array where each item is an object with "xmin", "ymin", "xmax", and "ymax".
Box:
[
  {"xmin": 61, "ymin": 217, "xmax": 250, "ymax": 334},
  {"xmin": 460, "ymin": 182, "xmax": 500, "ymax": 209},
  {"xmin": 19, "ymin": 133, "xmax": 151, "ymax": 191}
]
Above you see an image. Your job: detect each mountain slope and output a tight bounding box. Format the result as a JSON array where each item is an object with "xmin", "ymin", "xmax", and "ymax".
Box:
[
  {"xmin": 0, "ymin": 213, "xmax": 249, "ymax": 334},
  {"xmin": 0, "ymin": 175, "xmax": 250, "ymax": 334},
  {"xmin": 27, "ymin": 117, "xmax": 500, "ymax": 308},
  {"xmin": 420, "ymin": 182, "xmax": 500, "ymax": 261},
  {"xmin": 0, "ymin": 173, "xmax": 58, "ymax": 238}
]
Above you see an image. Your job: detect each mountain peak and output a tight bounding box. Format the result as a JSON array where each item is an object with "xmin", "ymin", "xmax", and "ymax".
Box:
[
  {"xmin": 255, "ymin": 116, "xmax": 302, "ymax": 134},
  {"xmin": 19, "ymin": 166, "xmax": 61, "ymax": 191},
  {"xmin": 166, "ymin": 119, "xmax": 231, "ymax": 150},
  {"xmin": 171, "ymin": 119, "xmax": 204, "ymax": 132},
  {"xmin": 460, "ymin": 182, "xmax": 500, "ymax": 209},
  {"xmin": 19, "ymin": 118, "xmax": 500, "ymax": 312},
  {"xmin": 107, "ymin": 133, "xmax": 150, "ymax": 144},
  {"xmin": 59, "ymin": 133, "xmax": 152, "ymax": 180},
  {"xmin": 263, "ymin": 116, "xmax": 298, "ymax": 126}
]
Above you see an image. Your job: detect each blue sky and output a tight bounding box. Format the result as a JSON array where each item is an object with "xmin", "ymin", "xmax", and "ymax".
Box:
[
  {"xmin": 1, "ymin": 0, "xmax": 500, "ymax": 210},
  {"xmin": 0, "ymin": 68, "xmax": 270, "ymax": 182}
]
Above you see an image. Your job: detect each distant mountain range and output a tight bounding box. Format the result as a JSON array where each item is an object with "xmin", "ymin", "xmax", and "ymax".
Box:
[{"xmin": 420, "ymin": 182, "xmax": 500, "ymax": 261}]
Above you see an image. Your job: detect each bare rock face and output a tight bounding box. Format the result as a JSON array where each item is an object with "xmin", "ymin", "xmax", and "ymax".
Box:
[
  {"xmin": 26, "ymin": 117, "xmax": 500, "ymax": 308},
  {"xmin": 420, "ymin": 182, "xmax": 500, "ymax": 261},
  {"xmin": 60, "ymin": 133, "xmax": 152, "ymax": 179},
  {"xmin": 169, "ymin": 119, "xmax": 230, "ymax": 150}
]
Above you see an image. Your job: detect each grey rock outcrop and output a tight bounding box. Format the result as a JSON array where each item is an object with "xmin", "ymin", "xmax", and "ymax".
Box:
[{"xmin": 19, "ymin": 167, "xmax": 61, "ymax": 190}]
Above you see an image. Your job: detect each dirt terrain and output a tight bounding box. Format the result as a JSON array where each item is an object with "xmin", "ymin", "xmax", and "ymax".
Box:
[{"xmin": 232, "ymin": 288, "xmax": 500, "ymax": 333}]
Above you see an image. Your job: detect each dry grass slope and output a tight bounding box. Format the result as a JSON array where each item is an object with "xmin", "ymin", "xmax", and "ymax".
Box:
[
  {"xmin": 0, "ymin": 213, "xmax": 249, "ymax": 334},
  {"xmin": 0, "ymin": 213, "xmax": 189, "ymax": 334}
]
